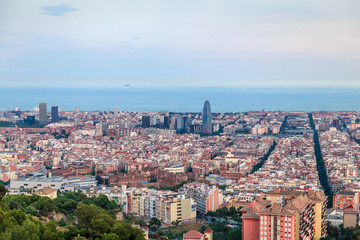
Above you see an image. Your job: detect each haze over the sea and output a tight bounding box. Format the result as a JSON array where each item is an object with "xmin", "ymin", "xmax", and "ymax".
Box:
[{"xmin": 2, "ymin": 87, "xmax": 360, "ymax": 112}]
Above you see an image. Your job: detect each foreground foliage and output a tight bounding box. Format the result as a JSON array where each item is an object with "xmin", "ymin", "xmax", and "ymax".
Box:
[
  {"xmin": 0, "ymin": 184, "xmax": 144, "ymax": 240},
  {"xmin": 322, "ymin": 222, "xmax": 360, "ymax": 240}
]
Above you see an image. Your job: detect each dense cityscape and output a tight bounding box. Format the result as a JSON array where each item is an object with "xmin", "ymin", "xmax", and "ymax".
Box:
[
  {"xmin": 1, "ymin": 100, "xmax": 360, "ymax": 239},
  {"xmin": 2, "ymin": 0, "xmax": 359, "ymax": 239}
]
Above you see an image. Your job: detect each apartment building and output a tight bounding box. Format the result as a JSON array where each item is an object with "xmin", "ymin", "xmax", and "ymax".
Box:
[
  {"xmin": 126, "ymin": 188, "xmax": 196, "ymax": 224},
  {"xmin": 182, "ymin": 182, "xmax": 221, "ymax": 215},
  {"xmin": 241, "ymin": 189, "xmax": 327, "ymax": 240},
  {"xmin": 332, "ymin": 191, "xmax": 359, "ymax": 210}
]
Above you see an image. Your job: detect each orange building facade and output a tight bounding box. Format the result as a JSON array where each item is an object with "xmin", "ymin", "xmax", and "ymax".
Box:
[{"xmin": 241, "ymin": 189, "xmax": 327, "ymax": 240}]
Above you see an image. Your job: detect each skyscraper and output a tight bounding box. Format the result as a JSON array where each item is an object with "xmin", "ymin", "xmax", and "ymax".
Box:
[
  {"xmin": 202, "ymin": 100, "xmax": 212, "ymax": 134},
  {"xmin": 142, "ymin": 115, "xmax": 150, "ymax": 128},
  {"xmin": 163, "ymin": 116, "xmax": 170, "ymax": 129},
  {"xmin": 39, "ymin": 102, "xmax": 47, "ymax": 124},
  {"xmin": 51, "ymin": 106, "xmax": 59, "ymax": 123}
]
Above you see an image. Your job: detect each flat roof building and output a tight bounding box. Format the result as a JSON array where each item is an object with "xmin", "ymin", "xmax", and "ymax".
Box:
[{"xmin": 39, "ymin": 102, "xmax": 47, "ymax": 124}]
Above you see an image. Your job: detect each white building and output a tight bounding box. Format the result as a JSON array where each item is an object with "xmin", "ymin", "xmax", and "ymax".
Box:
[
  {"xmin": 9, "ymin": 175, "xmax": 97, "ymax": 192},
  {"xmin": 164, "ymin": 165, "xmax": 185, "ymax": 174}
]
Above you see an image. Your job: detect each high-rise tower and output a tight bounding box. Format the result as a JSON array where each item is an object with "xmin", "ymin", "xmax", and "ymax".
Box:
[
  {"xmin": 142, "ymin": 115, "xmax": 150, "ymax": 128},
  {"xmin": 202, "ymin": 100, "xmax": 212, "ymax": 134},
  {"xmin": 39, "ymin": 102, "xmax": 47, "ymax": 124},
  {"xmin": 51, "ymin": 106, "xmax": 59, "ymax": 123}
]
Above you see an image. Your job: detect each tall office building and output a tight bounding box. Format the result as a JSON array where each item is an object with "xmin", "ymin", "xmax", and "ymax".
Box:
[
  {"xmin": 202, "ymin": 100, "xmax": 212, "ymax": 134},
  {"xmin": 114, "ymin": 107, "xmax": 119, "ymax": 115},
  {"xmin": 51, "ymin": 106, "xmax": 59, "ymax": 123},
  {"xmin": 176, "ymin": 116, "xmax": 184, "ymax": 131},
  {"xmin": 163, "ymin": 116, "xmax": 170, "ymax": 129},
  {"xmin": 39, "ymin": 102, "xmax": 47, "ymax": 124},
  {"xmin": 142, "ymin": 115, "xmax": 150, "ymax": 128}
]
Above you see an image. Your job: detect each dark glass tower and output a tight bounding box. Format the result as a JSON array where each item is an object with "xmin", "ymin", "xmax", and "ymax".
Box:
[
  {"xmin": 51, "ymin": 106, "xmax": 59, "ymax": 123},
  {"xmin": 142, "ymin": 115, "xmax": 150, "ymax": 128},
  {"xmin": 202, "ymin": 100, "xmax": 212, "ymax": 134}
]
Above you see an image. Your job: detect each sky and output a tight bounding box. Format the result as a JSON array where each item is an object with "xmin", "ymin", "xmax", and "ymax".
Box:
[{"xmin": 1, "ymin": 0, "xmax": 360, "ymax": 88}]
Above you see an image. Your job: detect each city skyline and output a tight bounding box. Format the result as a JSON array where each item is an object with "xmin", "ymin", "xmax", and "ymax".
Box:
[
  {"xmin": 1, "ymin": 0, "xmax": 360, "ymax": 88},
  {"xmin": 2, "ymin": 100, "xmax": 360, "ymax": 239}
]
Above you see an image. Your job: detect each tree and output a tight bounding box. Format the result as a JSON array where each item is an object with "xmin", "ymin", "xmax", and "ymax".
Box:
[
  {"xmin": 74, "ymin": 204, "xmax": 97, "ymax": 229},
  {"xmin": 54, "ymin": 197, "xmax": 78, "ymax": 214},
  {"xmin": 135, "ymin": 219, "xmax": 147, "ymax": 227},
  {"xmin": 91, "ymin": 194, "xmax": 111, "ymax": 210},
  {"xmin": 23, "ymin": 206, "xmax": 39, "ymax": 216},
  {"xmin": 42, "ymin": 221, "xmax": 63, "ymax": 240},
  {"xmin": 96, "ymin": 175, "xmax": 103, "ymax": 185},
  {"xmin": 149, "ymin": 217, "xmax": 161, "ymax": 227},
  {"xmin": 72, "ymin": 234, "xmax": 87, "ymax": 240},
  {"xmin": 58, "ymin": 218, "xmax": 67, "ymax": 227},
  {"xmin": 102, "ymin": 233, "xmax": 120, "ymax": 240},
  {"xmin": 0, "ymin": 183, "xmax": 7, "ymax": 199},
  {"xmin": 326, "ymin": 221, "xmax": 339, "ymax": 239},
  {"xmin": 127, "ymin": 213, "xmax": 136, "ymax": 224},
  {"xmin": 10, "ymin": 225, "xmax": 27, "ymax": 240},
  {"xmin": 89, "ymin": 214, "xmax": 114, "ymax": 239},
  {"xmin": 22, "ymin": 219, "xmax": 41, "ymax": 239},
  {"xmin": 32, "ymin": 197, "xmax": 57, "ymax": 216},
  {"xmin": 0, "ymin": 188, "xmax": 144, "ymax": 240},
  {"xmin": 171, "ymin": 220, "xmax": 180, "ymax": 226},
  {"xmin": 10, "ymin": 209, "xmax": 26, "ymax": 225},
  {"xmin": 111, "ymin": 222, "xmax": 131, "ymax": 239},
  {"xmin": 226, "ymin": 227, "xmax": 242, "ymax": 240}
]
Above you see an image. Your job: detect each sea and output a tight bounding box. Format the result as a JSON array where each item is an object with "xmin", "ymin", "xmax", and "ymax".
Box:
[{"xmin": 1, "ymin": 87, "xmax": 360, "ymax": 113}]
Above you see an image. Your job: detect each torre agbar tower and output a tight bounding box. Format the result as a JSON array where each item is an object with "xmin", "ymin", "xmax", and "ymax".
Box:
[{"xmin": 202, "ymin": 100, "xmax": 212, "ymax": 134}]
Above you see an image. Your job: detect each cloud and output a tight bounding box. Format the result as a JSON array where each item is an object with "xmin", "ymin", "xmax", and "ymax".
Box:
[
  {"xmin": 40, "ymin": 4, "xmax": 79, "ymax": 17},
  {"xmin": 1, "ymin": 0, "xmax": 360, "ymax": 87}
]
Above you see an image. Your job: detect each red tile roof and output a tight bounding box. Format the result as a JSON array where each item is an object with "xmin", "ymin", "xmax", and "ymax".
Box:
[{"xmin": 183, "ymin": 230, "xmax": 203, "ymax": 239}]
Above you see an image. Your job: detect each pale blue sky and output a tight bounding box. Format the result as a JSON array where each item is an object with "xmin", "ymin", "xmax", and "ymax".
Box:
[{"xmin": 1, "ymin": 0, "xmax": 359, "ymax": 87}]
